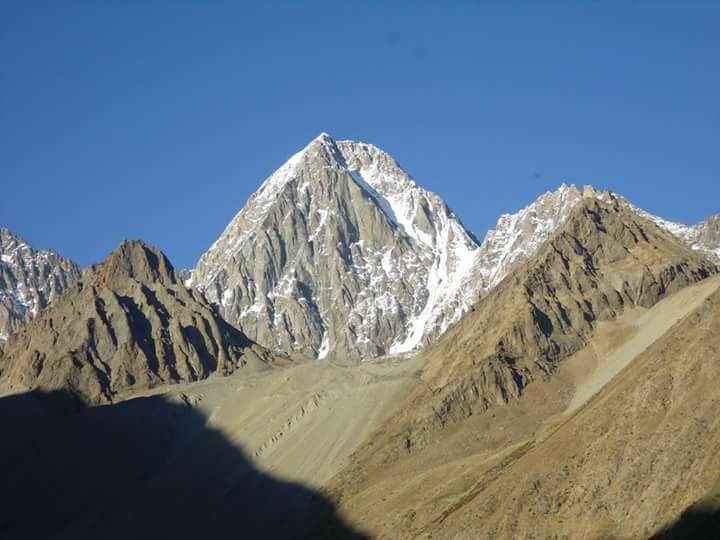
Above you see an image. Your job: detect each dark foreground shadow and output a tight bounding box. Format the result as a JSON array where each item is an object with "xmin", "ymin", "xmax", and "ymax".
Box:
[
  {"xmin": 0, "ymin": 389, "xmax": 369, "ymax": 540},
  {"xmin": 650, "ymin": 505, "xmax": 720, "ymax": 539}
]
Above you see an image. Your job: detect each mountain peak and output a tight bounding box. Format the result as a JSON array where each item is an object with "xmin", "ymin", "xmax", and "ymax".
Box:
[
  {"xmin": 582, "ymin": 184, "xmax": 599, "ymax": 198},
  {"xmin": 0, "ymin": 228, "xmax": 81, "ymax": 342},
  {"xmin": 0, "ymin": 239, "xmax": 276, "ymax": 405},
  {"xmin": 313, "ymin": 131, "xmax": 334, "ymax": 143},
  {"xmin": 96, "ymin": 240, "xmax": 177, "ymax": 287},
  {"xmin": 190, "ymin": 136, "xmax": 720, "ymax": 362},
  {"xmin": 192, "ymin": 134, "xmax": 480, "ymax": 360}
]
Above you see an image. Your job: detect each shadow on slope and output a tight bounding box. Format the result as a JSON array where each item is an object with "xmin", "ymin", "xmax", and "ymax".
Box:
[
  {"xmin": 651, "ymin": 501, "xmax": 720, "ymax": 539},
  {"xmin": 0, "ymin": 389, "xmax": 368, "ymax": 540}
]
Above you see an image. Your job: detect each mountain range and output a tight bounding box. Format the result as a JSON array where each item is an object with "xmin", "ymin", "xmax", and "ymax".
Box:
[
  {"xmin": 0, "ymin": 240, "xmax": 281, "ymax": 405},
  {"xmin": 2, "ymin": 134, "xmax": 720, "ymax": 539},
  {"xmin": 189, "ymin": 134, "xmax": 720, "ymax": 362},
  {"xmin": 2, "ymin": 134, "xmax": 719, "ymax": 364}
]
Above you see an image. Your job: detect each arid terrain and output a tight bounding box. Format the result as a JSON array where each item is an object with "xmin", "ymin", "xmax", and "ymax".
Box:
[
  {"xmin": 4, "ymin": 2, "xmax": 719, "ymax": 537},
  {"xmin": 4, "ymin": 272, "xmax": 716, "ymax": 538},
  {"xmin": 2, "ymin": 149, "xmax": 719, "ymax": 540}
]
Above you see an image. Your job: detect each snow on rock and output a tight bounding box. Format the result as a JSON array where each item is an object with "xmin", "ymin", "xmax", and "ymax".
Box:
[
  {"xmin": 0, "ymin": 229, "xmax": 82, "ymax": 342},
  {"xmin": 191, "ymin": 134, "xmax": 481, "ymax": 360},
  {"xmin": 190, "ymin": 132, "xmax": 719, "ymax": 361}
]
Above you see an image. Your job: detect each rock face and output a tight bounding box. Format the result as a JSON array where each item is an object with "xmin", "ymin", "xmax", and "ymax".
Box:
[
  {"xmin": 665, "ymin": 214, "xmax": 720, "ymax": 263},
  {"xmin": 468, "ymin": 183, "xmax": 585, "ymax": 293},
  {"xmin": 191, "ymin": 133, "xmax": 479, "ymax": 361},
  {"xmin": 0, "ymin": 228, "xmax": 81, "ymax": 343},
  {"xmin": 0, "ymin": 240, "xmax": 277, "ymax": 405},
  {"xmin": 329, "ymin": 198, "xmax": 716, "ymax": 479},
  {"xmin": 470, "ymin": 184, "xmax": 720, "ymax": 295},
  {"xmin": 432, "ymin": 285, "xmax": 720, "ymax": 539},
  {"xmin": 191, "ymin": 134, "xmax": 720, "ymax": 361},
  {"xmin": 420, "ymin": 198, "xmax": 717, "ymax": 428},
  {"xmin": 609, "ymin": 193, "xmax": 720, "ymax": 263}
]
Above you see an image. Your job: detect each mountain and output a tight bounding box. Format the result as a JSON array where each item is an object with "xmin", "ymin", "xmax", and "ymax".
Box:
[
  {"xmin": 0, "ymin": 240, "xmax": 280, "ymax": 406},
  {"xmin": 321, "ymin": 274, "xmax": 720, "ymax": 539},
  {"xmin": 469, "ymin": 183, "xmax": 720, "ymax": 296},
  {"xmin": 0, "ymin": 228, "xmax": 81, "ymax": 343},
  {"xmin": 422, "ymin": 280, "xmax": 720, "ymax": 539},
  {"xmin": 418, "ymin": 196, "xmax": 716, "ymax": 431},
  {"xmin": 191, "ymin": 133, "xmax": 479, "ymax": 361},
  {"xmin": 598, "ymin": 187, "xmax": 720, "ymax": 263},
  {"xmin": 320, "ymin": 197, "xmax": 718, "ymax": 534},
  {"xmin": 191, "ymin": 135, "xmax": 720, "ymax": 362}
]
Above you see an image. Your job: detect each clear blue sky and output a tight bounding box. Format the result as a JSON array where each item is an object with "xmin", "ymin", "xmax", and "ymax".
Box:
[{"xmin": 2, "ymin": 2, "xmax": 719, "ymax": 268}]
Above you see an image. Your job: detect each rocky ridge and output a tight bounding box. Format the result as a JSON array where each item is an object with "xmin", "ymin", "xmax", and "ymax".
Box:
[
  {"xmin": 422, "ymin": 197, "xmax": 717, "ymax": 427},
  {"xmin": 324, "ymin": 197, "xmax": 717, "ymax": 489},
  {"xmin": 190, "ymin": 135, "xmax": 720, "ymax": 361},
  {"xmin": 469, "ymin": 183, "xmax": 720, "ymax": 298},
  {"xmin": 191, "ymin": 133, "xmax": 479, "ymax": 361},
  {"xmin": 594, "ymin": 186, "xmax": 720, "ymax": 263},
  {"xmin": 0, "ymin": 228, "xmax": 81, "ymax": 343},
  {"xmin": 0, "ymin": 240, "xmax": 278, "ymax": 405}
]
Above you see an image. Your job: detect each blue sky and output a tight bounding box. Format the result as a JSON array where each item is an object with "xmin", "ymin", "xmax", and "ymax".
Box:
[{"xmin": 2, "ymin": 2, "xmax": 719, "ymax": 268}]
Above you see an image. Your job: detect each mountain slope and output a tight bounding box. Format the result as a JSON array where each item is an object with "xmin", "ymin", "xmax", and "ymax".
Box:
[
  {"xmin": 191, "ymin": 134, "xmax": 719, "ymax": 362},
  {"xmin": 417, "ymin": 278, "xmax": 720, "ymax": 539},
  {"xmin": 191, "ymin": 133, "xmax": 479, "ymax": 361},
  {"xmin": 321, "ymin": 197, "xmax": 717, "ymax": 518},
  {"xmin": 0, "ymin": 228, "xmax": 81, "ymax": 343},
  {"xmin": 470, "ymin": 184, "xmax": 720, "ymax": 297},
  {"xmin": 600, "ymin": 188, "xmax": 720, "ymax": 263},
  {"xmin": 320, "ymin": 275, "xmax": 720, "ymax": 539},
  {"xmin": 0, "ymin": 240, "xmax": 279, "ymax": 405},
  {"xmin": 419, "ymin": 196, "xmax": 715, "ymax": 429}
]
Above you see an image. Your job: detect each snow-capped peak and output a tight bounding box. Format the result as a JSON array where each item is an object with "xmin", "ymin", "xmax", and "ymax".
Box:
[
  {"xmin": 0, "ymin": 228, "xmax": 81, "ymax": 342},
  {"xmin": 191, "ymin": 133, "xmax": 481, "ymax": 359},
  {"xmin": 336, "ymin": 139, "xmax": 480, "ymax": 353},
  {"xmin": 472, "ymin": 183, "xmax": 583, "ymax": 292},
  {"xmin": 192, "ymin": 133, "xmax": 346, "ymax": 288},
  {"xmin": 191, "ymin": 133, "xmax": 719, "ymax": 362}
]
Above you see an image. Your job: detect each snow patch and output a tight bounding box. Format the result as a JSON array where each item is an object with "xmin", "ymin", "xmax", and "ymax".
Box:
[{"xmin": 317, "ymin": 331, "xmax": 330, "ymax": 359}]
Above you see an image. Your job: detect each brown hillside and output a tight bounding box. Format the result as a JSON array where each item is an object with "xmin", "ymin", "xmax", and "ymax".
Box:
[
  {"xmin": 0, "ymin": 240, "xmax": 281, "ymax": 405},
  {"xmin": 320, "ymin": 197, "xmax": 718, "ymax": 535}
]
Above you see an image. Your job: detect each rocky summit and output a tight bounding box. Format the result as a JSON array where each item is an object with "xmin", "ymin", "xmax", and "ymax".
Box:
[
  {"xmin": 0, "ymin": 228, "xmax": 81, "ymax": 343},
  {"xmin": 418, "ymin": 196, "xmax": 717, "ymax": 433},
  {"xmin": 317, "ymin": 197, "xmax": 720, "ymax": 539},
  {"xmin": 191, "ymin": 133, "xmax": 479, "ymax": 361},
  {"xmin": 190, "ymin": 134, "xmax": 720, "ymax": 362},
  {"xmin": 0, "ymin": 240, "xmax": 279, "ymax": 405}
]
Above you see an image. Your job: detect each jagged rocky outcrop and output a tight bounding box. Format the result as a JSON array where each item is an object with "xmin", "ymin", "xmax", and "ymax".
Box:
[
  {"xmin": 467, "ymin": 183, "xmax": 586, "ymax": 293},
  {"xmin": 0, "ymin": 228, "xmax": 81, "ymax": 343},
  {"xmin": 602, "ymin": 187, "xmax": 720, "ymax": 263},
  {"xmin": 0, "ymin": 240, "xmax": 278, "ymax": 405},
  {"xmin": 681, "ymin": 215, "xmax": 720, "ymax": 263},
  {"xmin": 422, "ymin": 198, "xmax": 717, "ymax": 425},
  {"xmin": 191, "ymin": 134, "xmax": 719, "ymax": 362},
  {"xmin": 191, "ymin": 133, "xmax": 479, "ymax": 361},
  {"xmin": 469, "ymin": 184, "xmax": 720, "ymax": 296},
  {"xmin": 331, "ymin": 198, "xmax": 716, "ymax": 474}
]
